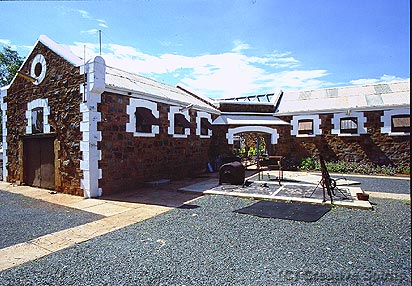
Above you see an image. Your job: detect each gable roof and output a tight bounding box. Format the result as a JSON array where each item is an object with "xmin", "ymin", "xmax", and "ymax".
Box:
[
  {"xmin": 217, "ymin": 81, "xmax": 410, "ymax": 115},
  {"xmin": 104, "ymin": 66, "xmax": 218, "ymax": 113},
  {"xmin": 36, "ymin": 35, "xmax": 83, "ymax": 66},
  {"xmin": 276, "ymin": 81, "xmax": 410, "ymax": 115},
  {"xmin": 8, "ymin": 35, "xmax": 218, "ymax": 113}
]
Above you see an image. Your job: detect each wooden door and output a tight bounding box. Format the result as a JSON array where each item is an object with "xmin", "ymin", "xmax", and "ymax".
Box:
[{"xmin": 23, "ymin": 137, "xmax": 55, "ymax": 189}]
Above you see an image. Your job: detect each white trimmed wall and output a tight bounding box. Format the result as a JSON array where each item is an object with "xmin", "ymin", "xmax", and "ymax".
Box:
[
  {"xmin": 1, "ymin": 88, "xmax": 8, "ymax": 181},
  {"xmin": 168, "ymin": 106, "xmax": 190, "ymax": 138},
  {"xmin": 290, "ymin": 114, "xmax": 322, "ymax": 137},
  {"xmin": 331, "ymin": 111, "xmax": 367, "ymax": 136},
  {"xmin": 25, "ymin": 98, "xmax": 51, "ymax": 134},
  {"xmin": 226, "ymin": 126, "xmax": 279, "ymax": 144},
  {"xmin": 381, "ymin": 108, "xmax": 410, "ymax": 136},
  {"xmin": 196, "ymin": 111, "xmax": 212, "ymax": 138},
  {"xmin": 79, "ymin": 56, "xmax": 105, "ymax": 198},
  {"xmin": 126, "ymin": 98, "xmax": 160, "ymax": 137}
]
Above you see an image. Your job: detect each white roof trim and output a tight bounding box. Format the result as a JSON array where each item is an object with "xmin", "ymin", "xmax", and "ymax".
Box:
[
  {"xmin": 38, "ymin": 35, "xmax": 83, "ymax": 66},
  {"xmin": 105, "ymin": 85, "xmax": 220, "ymax": 114},
  {"xmin": 213, "ymin": 115, "xmax": 290, "ymax": 125}
]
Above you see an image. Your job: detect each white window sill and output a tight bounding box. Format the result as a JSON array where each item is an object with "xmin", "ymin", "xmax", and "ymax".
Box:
[
  {"xmin": 388, "ymin": 132, "xmax": 410, "ymax": 136},
  {"xmin": 133, "ymin": 132, "xmax": 157, "ymax": 137}
]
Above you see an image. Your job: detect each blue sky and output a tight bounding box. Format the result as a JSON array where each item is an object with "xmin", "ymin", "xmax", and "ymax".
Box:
[{"xmin": 0, "ymin": 0, "xmax": 410, "ymax": 99}]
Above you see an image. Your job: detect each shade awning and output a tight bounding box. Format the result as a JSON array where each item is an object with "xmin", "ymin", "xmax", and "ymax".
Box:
[
  {"xmin": 135, "ymin": 107, "xmax": 159, "ymax": 125},
  {"xmin": 212, "ymin": 115, "xmax": 290, "ymax": 126},
  {"xmin": 201, "ymin": 117, "xmax": 213, "ymax": 130},
  {"xmin": 175, "ymin": 113, "xmax": 192, "ymax": 128}
]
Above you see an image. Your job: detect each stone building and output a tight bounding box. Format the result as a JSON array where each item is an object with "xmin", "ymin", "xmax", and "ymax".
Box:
[
  {"xmin": 1, "ymin": 35, "xmax": 219, "ymax": 197},
  {"xmin": 214, "ymin": 81, "xmax": 410, "ymax": 169},
  {"xmin": 1, "ymin": 35, "xmax": 410, "ymax": 197}
]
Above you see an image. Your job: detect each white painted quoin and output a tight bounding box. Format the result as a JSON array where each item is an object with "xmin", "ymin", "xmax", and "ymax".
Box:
[
  {"xmin": 79, "ymin": 56, "xmax": 105, "ymax": 198},
  {"xmin": 1, "ymin": 87, "xmax": 8, "ymax": 181}
]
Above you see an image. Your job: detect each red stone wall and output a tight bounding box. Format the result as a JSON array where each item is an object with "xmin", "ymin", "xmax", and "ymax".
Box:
[
  {"xmin": 275, "ymin": 112, "xmax": 410, "ymax": 168},
  {"xmin": 5, "ymin": 42, "xmax": 84, "ymax": 195},
  {"xmin": 212, "ymin": 111, "xmax": 410, "ymax": 170},
  {"xmin": 98, "ymin": 92, "xmax": 215, "ymax": 194}
]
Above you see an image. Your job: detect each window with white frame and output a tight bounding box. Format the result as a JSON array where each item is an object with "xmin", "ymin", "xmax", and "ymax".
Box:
[
  {"xmin": 331, "ymin": 111, "xmax": 367, "ymax": 136},
  {"xmin": 126, "ymin": 98, "xmax": 159, "ymax": 137},
  {"xmin": 196, "ymin": 112, "xmax": 213, "ymax": 138},
  {"xmin": 168, "ymin": 106, "xmax": 191, "ymax": 138},
  {"xmin": 298, "ymin": 119, "xmax": 314, "ymax": 135},
  {"xmin": 25, "ymin": 98, "xmax": 51, "ymax": 134},
  {"xmin": 340, "ymin": 117, "xmax": 358, "ymax": 134},
  {"xmin": 31, "ymin": 107, "xmax": 44, "ymax": 134},
  {"xmin": 391, "ymin": 115, "xmax": 410, "ymax": 133},
  {"xmin": 291, "ymin": 115, "xmax": 322, "ymax": 137},
  {"xmin": 135, "ymin": 107, "xmax": 159, "ymax": 133},
  {"xmin": 381, "ymin": 108, "xmax": 410, "ymax": 136}
]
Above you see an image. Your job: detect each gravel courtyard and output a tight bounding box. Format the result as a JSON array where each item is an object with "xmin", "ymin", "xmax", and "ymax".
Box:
[{"xmin": 0, "ymin": 194, "xmax": 410, "ymax": 286}]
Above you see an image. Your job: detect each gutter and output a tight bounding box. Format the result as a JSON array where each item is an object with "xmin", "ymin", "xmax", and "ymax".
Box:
[{"xmin": 104, "ymin": 85, "xmax": 221, "ymax": 115}]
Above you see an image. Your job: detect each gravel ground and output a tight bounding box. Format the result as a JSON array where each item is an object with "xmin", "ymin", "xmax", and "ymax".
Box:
[
  {"xmin": 0, "ymin": 195, "xmax": 410, "ymax": 286},
  {"xmin": 0, "ymin": 190, "xmax": 104, "ymax": 249},
  {"xmin": 343, "ymin": 175, "xmax": 410, "ymax": 194}
]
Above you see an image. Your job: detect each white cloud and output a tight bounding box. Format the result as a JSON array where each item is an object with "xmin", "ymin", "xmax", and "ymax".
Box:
[
  {"xmin": 76, "ymin": 9, "xmax": 109, "ymax": 29},
  {"xmin": 77, "ymin": 9, "xmax": 91, "ymax": 19},
  {"xmin": 97, "ymin": 20, "xmax": 108, "ymax": 28},
  {"xmin": 350, "ymin": 74, "xmax": 409, "ymax": 85},
  {"xmin": 67, "ymin": 40, "xmax": 338, "ymax": 98},
  {"xmin": 0, "ymin": 39, "xmax": 11, "ymax": 46},
  {"xmin": 80, "ymin": 29, "xmax": 100, "ymax": 35},
  {"xmin": 232, "ymin": 40, "xmax": 251, "ymax": 53}
]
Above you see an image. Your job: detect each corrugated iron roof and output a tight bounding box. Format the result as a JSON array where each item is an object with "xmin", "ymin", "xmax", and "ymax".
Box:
[
  {"xmin": 104, "ymin": 66, "xmax": 218, "ymax": 113},
  {"xmin": 276, "ymin": 81, "xmax": 410, "ymax": 115}
]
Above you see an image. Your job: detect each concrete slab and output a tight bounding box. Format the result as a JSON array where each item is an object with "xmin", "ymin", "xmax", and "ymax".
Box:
[
  {"xmin": 179, "ymin": 178, "xmax": 373, "ymax": 210},
  {"xmin": 0, "ymin": 242, "xmax": 51, "ymax": 271},
  {"xmin": 67, "ymin": 198, "xmax": 107, "ymax": 210},
  {"xmin": 78, "ymin": 202, "xmax": 133, "ymax": 217},
  {"xmin": 367, "ymin": 191, "xmax": 410, "ymax": 201}
]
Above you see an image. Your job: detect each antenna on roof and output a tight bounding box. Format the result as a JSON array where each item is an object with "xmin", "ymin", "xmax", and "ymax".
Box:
[{"xmin": 99, "ymin": 30, "xmax": 102, "ymax": 55}]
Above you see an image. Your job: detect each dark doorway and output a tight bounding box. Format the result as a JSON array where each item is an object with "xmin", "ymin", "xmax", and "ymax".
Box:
[{"xmin": 23, "ymin": 137, "xmax": 55, "ymax": 190}]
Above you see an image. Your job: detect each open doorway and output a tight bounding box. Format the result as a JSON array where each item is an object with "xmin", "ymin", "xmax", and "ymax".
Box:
[{"xmin": 233, "ymin": 133, "xmax": 270, "ymax": 169}]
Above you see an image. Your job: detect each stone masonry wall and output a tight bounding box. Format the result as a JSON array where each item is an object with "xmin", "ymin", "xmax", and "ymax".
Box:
[
  {"xmin": 98, "ymin": 92, "xmax": 215, "ymax": 194},
  {"xmin": 275, "ymin": 112, "xmax": 410, "ymax": 168},
  {"xmin": 5, "ymin": 42, "xmax": 84, "ymax": 195},
  {"xmin": 211, "ymin": 109, "xmax": 409, "ymax": 170}
]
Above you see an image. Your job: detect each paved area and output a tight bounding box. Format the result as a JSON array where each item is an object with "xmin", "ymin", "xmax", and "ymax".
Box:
[{"xmin": 180, "ymin": 171, "xmax": 376, "ymax": 209}]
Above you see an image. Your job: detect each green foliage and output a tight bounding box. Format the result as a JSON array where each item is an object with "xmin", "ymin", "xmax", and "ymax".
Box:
[
  {"xmin": 299, "ymin": 157, "xmax": 410, "ymax": 176},
  {"xmin": 0, "ymin": 45, "xmax": 23, "ymax": 87},
  {"xmin": 300, "ymin": 157, "xmax": 318, "ymax": 170}
]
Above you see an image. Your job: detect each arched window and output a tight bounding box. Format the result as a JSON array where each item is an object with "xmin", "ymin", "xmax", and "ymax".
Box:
[
  {"xmin": 196, "ymin": 111, "xmax": 213, "ymax": 138},
  {"xmin": 126, "ymin": 98, "xmax": 159, "ymax": 137},
  {"xmin": 135, "ymin": 107, "xmax": 159, "ymax": 133},
  {"xmin": 31, "ymin": 107, "xmax": 44, "ymax": 134}
]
